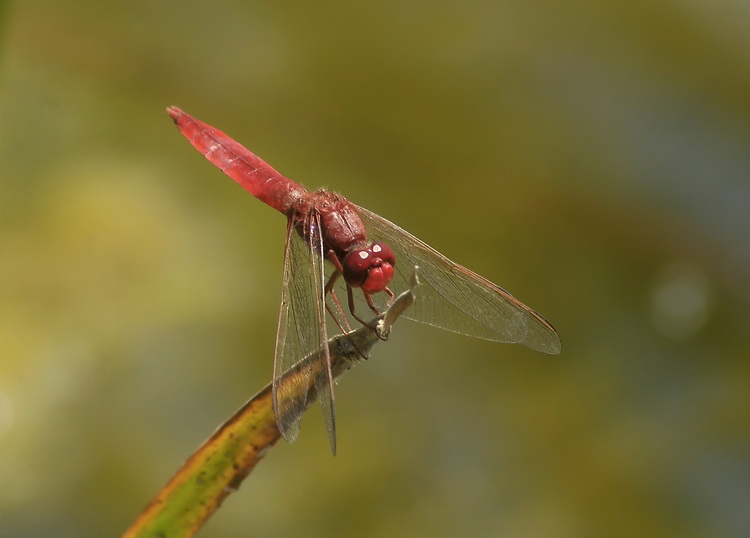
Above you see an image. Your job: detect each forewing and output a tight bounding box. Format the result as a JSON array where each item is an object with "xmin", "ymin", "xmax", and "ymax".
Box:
[
  {"xmin": 354, "ymin": 205, "xmax": 561, "ymax": 355},
  {"xmin": 308, "ymin": 213, "xmax": 337, "ymax": 454},
  {"xmin": 272, "ymin": 213, "xmax": 337, "ymax": 452}
]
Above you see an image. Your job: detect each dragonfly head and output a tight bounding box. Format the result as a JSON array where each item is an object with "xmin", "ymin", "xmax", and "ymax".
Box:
[{"xmin": 343, "ymin": 242, "xmax": 395, "ymax": 293}]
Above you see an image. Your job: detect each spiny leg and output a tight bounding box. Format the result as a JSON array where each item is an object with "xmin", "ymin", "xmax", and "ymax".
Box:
[
  {"xmin": 364, "ymin": 292, "xmax": 381, "ymax": 315},
  {"xmin": 384, "ymin": 286, "xmax": 395, "ymax": 306},
  {"xmin": 346, "ymin": 285, "xmax": 374, "ymax": 328},
  {"xmin": 324, "ymin": 270, "xmax": 351, "ymax": 333}
]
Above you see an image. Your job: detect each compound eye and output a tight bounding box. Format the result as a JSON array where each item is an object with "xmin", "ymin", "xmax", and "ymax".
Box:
[
  {"xmin": 370, "ymin": 242, "xmax": 395, "ymax": 265},
  {"xmin": 343, "ymin": 249, "xmax": 371, "ymax": 287}
]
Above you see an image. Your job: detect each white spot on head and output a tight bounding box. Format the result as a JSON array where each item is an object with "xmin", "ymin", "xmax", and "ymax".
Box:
[
  {"xmin": 358, "ymin": 251, "xmax": 369, "ymax": 260},
  {"xmin": 372, "ymin": 244, "xmax": 382, "ymax": 253}
]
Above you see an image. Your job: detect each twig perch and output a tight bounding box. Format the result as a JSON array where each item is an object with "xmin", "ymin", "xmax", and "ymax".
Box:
[{"xmin": 123, "ymin": 269, "xmax": 418, "ymax": 538}]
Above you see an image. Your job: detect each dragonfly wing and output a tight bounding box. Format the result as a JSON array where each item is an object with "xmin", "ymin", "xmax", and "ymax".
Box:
[
  {"xmin": 354, "ymin": 205, "xmax": 561, "ymax": 355},
  {"xmin": 272, "ymin": 213, "xmax": 337, "ymax": 452},
  {"xmin": 307, "ymin": 212, "xmax": 337, "ymax": 454}
]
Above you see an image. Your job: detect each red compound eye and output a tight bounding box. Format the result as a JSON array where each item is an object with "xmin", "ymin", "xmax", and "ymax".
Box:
[
  {"xmin": 370, "ymin": 242, "xmax": 395, "ymax": 265},
  {"xmin": 343, "ymin": 249, "xmax": 371, "ymax": 288}
]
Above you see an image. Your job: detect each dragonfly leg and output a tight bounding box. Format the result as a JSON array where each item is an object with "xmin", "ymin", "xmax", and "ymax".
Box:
[
  {"xmin": 357, "ymin": 289, "xmax": 390, "ymax": 341},
  {"xmin": 328, "ymin": 291, "xmax": 352, "ymax": 332},
  {"xmin": 384, "ymin": 286, "xmax": 395, "ymax": 306},
  {"xmin": 327, "ymin": 249, "xmax": 345, "ymax": 273},
  {"xmin": 364, "ymin": 292, "xmax": 382, "ymax": 315},
  {"xmin": 346, "ymin": 285, "xmax": 378, "ymax": 328},
  {"xmin": 324, "ymin": 266, "xmax": 341, "ymax": 294},
  {"xmin": 325, "ymin": 300, "xmax": 350, "ymax": 334},
  {"xmin": 324, "ymin": 270, "xmax": 351, "ymax": 333}
]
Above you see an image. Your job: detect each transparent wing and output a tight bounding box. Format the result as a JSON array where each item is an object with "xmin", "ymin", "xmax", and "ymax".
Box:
[
  {"xmin": 272, "ymin": 212, "xmax": 337, "ymax": 453},
  {"xmin": 354, "ymin": 205, "xmax": 561, "ymax": 355}
]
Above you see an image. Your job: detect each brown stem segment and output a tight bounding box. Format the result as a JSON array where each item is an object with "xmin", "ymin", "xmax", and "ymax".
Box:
[{"xmin": 123, "ymin": 274, "xmax": 417, "ymax": 538}]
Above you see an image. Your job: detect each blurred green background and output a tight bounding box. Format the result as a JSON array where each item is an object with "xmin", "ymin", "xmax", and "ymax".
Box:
[{"xmin": 2, "ymin": 0, "xmax": 749, "ymax": 536}]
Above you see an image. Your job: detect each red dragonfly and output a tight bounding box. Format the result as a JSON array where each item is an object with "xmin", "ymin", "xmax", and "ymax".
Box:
[{"xmin": 168, "ymin": 107, "xmax": 561, "ymax": 453}]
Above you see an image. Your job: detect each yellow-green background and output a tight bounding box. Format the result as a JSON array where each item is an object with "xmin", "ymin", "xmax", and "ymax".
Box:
[{"xmin": 2, "ymin": 1, "xmax": 749, "ymax": 536}]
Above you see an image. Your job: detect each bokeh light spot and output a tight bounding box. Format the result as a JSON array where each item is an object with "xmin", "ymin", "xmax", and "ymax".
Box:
[{"xmin": 651, "ymin": 262, "xmax": 713, "ymax": 340}]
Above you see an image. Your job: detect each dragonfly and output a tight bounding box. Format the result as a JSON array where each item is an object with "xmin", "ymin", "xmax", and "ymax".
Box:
[{"xmin": 168, "ymin": 107, "xmax": 561, "ymax": 454}]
